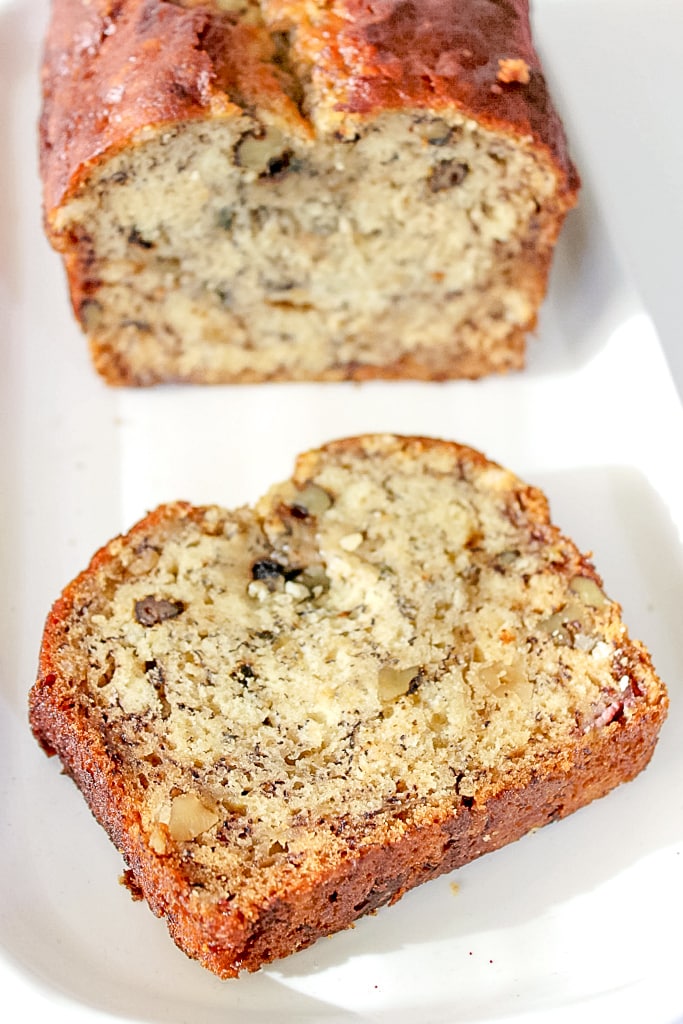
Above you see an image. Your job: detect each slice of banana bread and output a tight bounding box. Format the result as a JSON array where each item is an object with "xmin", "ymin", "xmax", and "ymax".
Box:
[
  {"xmin": 40, "ymin": 0, "xmax": 579, "ymax": 384},
  {"xmin": 29, "ymin": 436, "xmax": 667, "ymax": 977}
]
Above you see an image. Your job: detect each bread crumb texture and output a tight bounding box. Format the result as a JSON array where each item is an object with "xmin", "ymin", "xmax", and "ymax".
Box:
[
  {"xmin": 31, "ymin": 436, "xmax": 667, "ymax": 976},
  {"xmin": 41, "ymin": 0, "xmax": 579, "ymax": 383}
]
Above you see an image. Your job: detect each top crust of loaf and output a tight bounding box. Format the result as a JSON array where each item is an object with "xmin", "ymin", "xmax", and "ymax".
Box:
[
  {"xmin": 264, "ymin": 0, "xmax": 578, "ymax": 190},
  {"xmin": 40, "ymin": 0, "xmax": 579, "ymax": 220}
]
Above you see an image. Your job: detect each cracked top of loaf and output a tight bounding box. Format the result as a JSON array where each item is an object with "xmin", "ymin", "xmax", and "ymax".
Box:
[{"xmin": 40, "ymin": 0, "xmax": 579, "ymax": 218}]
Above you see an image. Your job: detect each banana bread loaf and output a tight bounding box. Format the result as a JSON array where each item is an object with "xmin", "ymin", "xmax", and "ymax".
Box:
[
  {"xmin": 29, "ymin": 435, "xmax": 667, "ymax": 977},
  {"xmin": 40, "ymin": 0, "xmax": 579, "ymax": 384}
]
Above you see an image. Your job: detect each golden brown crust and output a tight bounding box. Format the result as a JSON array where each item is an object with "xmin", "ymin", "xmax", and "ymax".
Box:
[
  {"xmin": 40, "ymin": 0, "xmax": 578, "ymax": 224},
  {"xmin": 29, "ymin": 436, "xmax": 668, "ymax": 977},
  {"xmin": 267, "ymin": 0, "xmax": 579, "ymax": 197},
  {"xmin": 39, "ymin": 0, "xmax": 307, "ymax": 220}
]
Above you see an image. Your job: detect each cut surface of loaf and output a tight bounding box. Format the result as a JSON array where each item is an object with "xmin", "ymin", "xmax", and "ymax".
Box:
[
  {"xmin": 30, "ymin": 435, "xmax": 667, "ymax": 977},
  {"xmin": 41, "ymin": 0, "xmax": 579, "ymax": 384}
]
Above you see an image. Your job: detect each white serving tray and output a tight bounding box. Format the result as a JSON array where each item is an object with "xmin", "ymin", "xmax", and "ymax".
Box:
[{"xmin": 1, "ymin": 2, "xmax": 682, "ymax": 1022}]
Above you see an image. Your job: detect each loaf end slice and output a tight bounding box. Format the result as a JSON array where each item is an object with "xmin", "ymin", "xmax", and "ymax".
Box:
[
  {"xmin": 40, "ymin": 0, "xmax": 578, "ymax": 384},
  {"xmin": 29, "ymin": 436, "xmax": 667, "ymax": 977}
]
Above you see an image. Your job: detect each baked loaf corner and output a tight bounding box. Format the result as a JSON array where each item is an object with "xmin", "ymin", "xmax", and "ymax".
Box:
[
  {"xmin": 29, "ymin": 435, "xmax": 667, "ymax": 977},
  {"xmin": 40, "ymin": 0, "xmax": 579, "ymax": 384}
]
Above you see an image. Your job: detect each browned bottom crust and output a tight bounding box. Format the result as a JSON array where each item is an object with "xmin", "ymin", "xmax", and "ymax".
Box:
[{"xmin": 30, "ymin": 626, "xmax": 666, "ymax": 978}]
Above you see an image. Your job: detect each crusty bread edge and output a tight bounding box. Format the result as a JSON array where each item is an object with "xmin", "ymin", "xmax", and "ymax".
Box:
[{"xmin": 29, "ymin": 664, "xmax": 668, "ymax": 977}]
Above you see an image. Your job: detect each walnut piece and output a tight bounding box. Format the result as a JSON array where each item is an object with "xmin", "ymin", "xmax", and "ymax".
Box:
[
  {"xmin": 378, "ymin": 666, "xmax": 420, "ymax": 703},
  {"xmin": 168, "ymin": 793, "xmax": 220, "ymax": 842}
]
